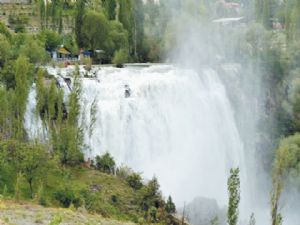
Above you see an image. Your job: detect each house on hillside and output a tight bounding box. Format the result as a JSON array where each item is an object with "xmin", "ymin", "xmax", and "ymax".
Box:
[
  {"xmin": 50, "ymin": 47, "xmax": 71, "ymax": 61},
  {"xmin": 57, "ymin": 47, "xmax": 71, "ymax": 59}
]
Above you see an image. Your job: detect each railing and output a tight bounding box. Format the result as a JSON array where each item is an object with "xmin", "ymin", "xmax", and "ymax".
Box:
[{"xmin": 54, "ymin": 58, "xmax": 79, "ymax": 62}]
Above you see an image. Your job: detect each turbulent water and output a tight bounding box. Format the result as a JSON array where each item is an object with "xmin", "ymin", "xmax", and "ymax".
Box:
[{"xmin": 26, "ymin": 64, "xmax": 251, "ymax": 221}]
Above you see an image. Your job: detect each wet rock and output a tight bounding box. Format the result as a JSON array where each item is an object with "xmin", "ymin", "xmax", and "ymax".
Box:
[{"xmin": 124, "ymin": 84, "xmax": 131, "ymax": 98}]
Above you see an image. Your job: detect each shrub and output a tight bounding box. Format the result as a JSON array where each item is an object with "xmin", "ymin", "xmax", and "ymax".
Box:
[
  {"xmin": 126, "ymin": 173, "xmax": 143, "ymax": 190},
  {"xmin": 112, "ymin": 49, "xmax": 128, "ymax": 68},
  {"xmin": 54, "ymin": 187, "xmax": 75, "ymax": 208},
  {"xmin": 116, "ymin": 165, "xmax": 132, "ymax": 179},
  {"xmin": 54, "ymin": 187, "xmax": 82, "ymax": 208},
  {"xmin": 95, "ymin": 153, "xmax": 116, "ymax": 174},
  {"xmin": 148, "ymin": 206, "xmax": 157, "ymax": 223}
]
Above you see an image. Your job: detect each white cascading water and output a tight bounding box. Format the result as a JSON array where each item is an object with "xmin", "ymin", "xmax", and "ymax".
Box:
[
  {"xmin": 24, "ymin": 86, "xmax": 46, "ymax": 141},
  {"xmin": 79, "ymin": 65, "xmax": 245, "ymax": 206},
  {"xmin": 25, "ymin": 64, "xmax": 248, "ymax": 216}
]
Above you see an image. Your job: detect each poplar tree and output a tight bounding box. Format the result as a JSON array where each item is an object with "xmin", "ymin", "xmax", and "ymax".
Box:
[
  {"xmin": 54, "ymin": 66, "xmax": 83, "ymax": 166},
  {"xmin": 13, "ymin": 56, "xmax": 32, "ymax": 140},
  {"xmin": 165, "ymin": 196, "xmax": 176, "ymax": 214},
  {"xmin": 133, "ymin": 0, "xmax": 144, "ymax": 60},
  {"xmin": 118, "ymin": 0, "xmax": 134, "ymax": 55},
  {"xmin": 271, "ymin": 145, "xmax": 289, "ymax": 225},
  {"xmin": 75, "ymin": 0, "xmax": 86, "ymax": 48},
  {"xmin": 227, "ymin": 168, "xmax": 240, "ymax": 225},
  {"xmin": 102, "ymin": 0, "xmax": 117, "ymax": 20}
]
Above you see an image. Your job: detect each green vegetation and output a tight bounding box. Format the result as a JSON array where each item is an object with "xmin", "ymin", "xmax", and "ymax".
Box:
[
  {"xmin": 0, "ymin": 198, "xmax": 135, "ymax": 225},
  {"xmin": 95, "ymin": 152, "xmax": 116, "ymax": 174},
  {"xmin": 1, "ymin": 0, "xmax": 169, "ymax": 64},
  {"xmin": 227, "ymin": 168, "xmax": 240, "ymax": 225}
]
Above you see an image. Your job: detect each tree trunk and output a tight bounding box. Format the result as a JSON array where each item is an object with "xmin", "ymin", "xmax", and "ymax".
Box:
[
  {"xmin": 115, "ymin": 1, "xmax": 120, "ymax": 21},
  {"xmin": 29, "ymin": 178, "xmax": 33, "ymax": 199},
  {"xmin": 134, "ymin": 16, "xmax": 137, "ymax": 59}
]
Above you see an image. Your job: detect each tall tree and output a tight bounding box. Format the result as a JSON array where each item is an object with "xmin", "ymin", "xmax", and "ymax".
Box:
[
  {"xmin": 13, "ymin": 56, "xmax": 32, "ymax": 140},
  {"xmin": 133, "ymin": 0, "xmax": 144, "ymax": 60},
  {"xmin": 102, "ymin": 0, "xmax": 117, "ymax": 20},
  {"xmin": 227, "ymin": 168, "xmax": 240, "ymax": 225},
  {"xmin": 75, "ymin": 0, "xmax": 86, "ymax": 48},
  {"xmin": 81, "ymin": 11, "xmax": 109, "ymax": 52},
  {"xmin": 118, "ymin": 0, "xmax": 134, "ymax": 55}
]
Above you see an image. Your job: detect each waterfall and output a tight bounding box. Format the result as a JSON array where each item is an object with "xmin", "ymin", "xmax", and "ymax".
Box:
[
  {"xmin": 24, "ymin": 86, "xmax": 45, "ymax": 141},
  {"xmin": 26, "ymin": 64, "xmax": 247, "ymax": 214},
  {"xmin": 79, "ymin": 65, "xmax": 245, "ymax": 206}
]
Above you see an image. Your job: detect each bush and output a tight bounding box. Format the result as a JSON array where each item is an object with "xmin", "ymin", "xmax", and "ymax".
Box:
[
  {"xmin": 54, "ymin": 187, "xmax": 75, "ymax": 207},
  {"xmin": 112, "ymin": 49, "xmax": 128, "ymax": 67},
  {"xmin": 116, "ymin": 165, "xmax": 132, "ymax": 179},
  {"xmin": 126, "ymin": 173, "xmax": 143, "ymax": 190},
  {"xmin": 54, "ymin": 187, "xmax": 82, "ymax": 208},
  {"xmin": 95, "ymin": 153, "xmax": 116, "ymax": 174},
  {"xmin": 148, "ymin": 206, "xmax": 157, "ymax": 222}
]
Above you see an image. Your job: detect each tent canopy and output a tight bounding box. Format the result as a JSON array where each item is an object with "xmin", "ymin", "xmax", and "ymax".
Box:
[{"xmin": 58, "ymin": 47, "xmax": 71, "ymax": 55}]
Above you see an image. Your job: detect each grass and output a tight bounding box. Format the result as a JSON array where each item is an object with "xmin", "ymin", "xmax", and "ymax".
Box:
[
  {"xmin": 19, "ymin": 167, "xmax": 143, "ymax": 223},
  {"xmin": 0, "ymin": 198, "xmax": 136, "ymax": 225}
]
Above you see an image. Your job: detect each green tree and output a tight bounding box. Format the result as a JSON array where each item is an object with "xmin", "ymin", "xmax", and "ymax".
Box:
[
  {"xmin": 19, "ymin": 36, "xmax": 49, "ymax": 64},
  {"xmin": 95, "ymin": 152, "xmax": 116, "ymax": 174},
  {"xmin": 140, "ymin": 176, "xmax": 162, "ymax": 211},
  {"xmin": 13, "ymin": 56, "xmax": 32, "ymax": 140},
  {"xmin": 75, "ymin": 0, "xmax": 86, "ymax": 48},
  {"xmin": 118, "ymin": 0, "xmax": 134, "ymax": 55},
  {"xmin": 0, "ymin": 140, "xmax": 53, "ymax": 199},
  {"xmin": 132, "ymin": 0, "xmax": 144, "ymax": 59},
  {"xmin": 81, "ymin": 11, "xmax": 109, "ymax": 53},
  {"xmin": 227, "ymin": 168, "xmax": 240, "ymax": 225},
  {"xmin": 106, "ymin": 21, "xmax": 129, "ymax": 58},
  {"xmin": 0, "ymin": 88, "xmax": 12, "ymax": 139},
  {"xmin": 271, "ymin": 138, "xmax": 292, "ymax": 225},
  {"xmin": 102, "ymin": 0, "xmax": 117, "ymax": 20},
  {"xmin": 113, "ymin": 48, "xmax": 128, "ymax": 67},
  {"xmin": 0, "ymin": 34, "xmax": 11, "ymax": 67},
  {"xmin": 41, "ymin": 29, "xmax": 62, "ymax": 51},
  {"xmin": 0, "ymin": 22, "xmax": 12, "ymax": 41},
  {"xmin": 126, "ymin": 172, "xmax": 143, "ymax": 190},
  {"xmin": 53, "ymin": 66, "xmax": 83, "ymax": 166},
  {"xmin": 18, "ymin": 143, "xmax": 50, "ymax": 199},
  {"xmin": 165, "ymin": 196, "xmax": 176, "ymax": 214}
]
